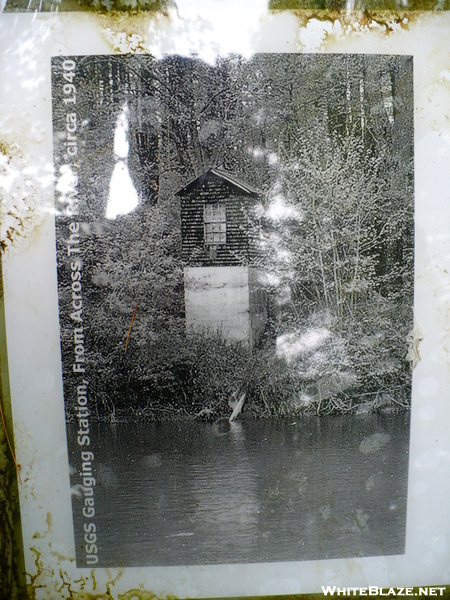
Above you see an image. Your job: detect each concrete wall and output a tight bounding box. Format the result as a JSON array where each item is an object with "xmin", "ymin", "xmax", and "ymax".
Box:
[
  {"xmin": 184, "ymin": 266, "xmax": 268, "ymax": 348},
  {"xmin": 184, "ymin": 266, "xmax": 251, "ymax": 344}
]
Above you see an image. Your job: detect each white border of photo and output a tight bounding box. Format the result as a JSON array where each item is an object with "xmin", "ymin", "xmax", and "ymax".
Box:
[{"xmin": 0, "ymin": 5, "xmax": 449, "ymax": 597}]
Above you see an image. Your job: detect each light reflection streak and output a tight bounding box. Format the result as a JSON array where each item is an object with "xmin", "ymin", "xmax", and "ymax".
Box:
[{"xmin": 105, "ymin": 104, "xmax": 139, "ymax": 220}]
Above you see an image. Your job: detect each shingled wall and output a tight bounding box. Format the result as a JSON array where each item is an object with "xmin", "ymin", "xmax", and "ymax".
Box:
[{"xmin": 179, "ymin": 170, "xmax": 259, "ymax": 267}]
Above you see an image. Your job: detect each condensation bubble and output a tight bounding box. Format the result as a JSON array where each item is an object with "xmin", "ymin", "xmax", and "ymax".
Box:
[
  {"xmin": 430, "ymin": 343, "xmax": 448, "ymax": 364},
  {"xmin": 418, "ymin": 377, "xmax": 439, "ymax": 397},
  {"xmin": 415, "ymin": 450, "xmax": 438, "ymax": 469}
]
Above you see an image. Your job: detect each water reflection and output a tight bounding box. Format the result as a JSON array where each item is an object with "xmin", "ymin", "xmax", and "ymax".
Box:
[
  {"xmin": 68, "ymin": 413, "xmax": 410, "ymax": 567},
  {"xmin": 192, "ymin": 421, "xmax": 260, "ymax": 556}
]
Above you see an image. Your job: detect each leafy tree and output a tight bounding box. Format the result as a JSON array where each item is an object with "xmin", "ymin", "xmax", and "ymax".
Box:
[{"xmin": 56, "ymin": 54, "xmax": 413, "ymax": 420}]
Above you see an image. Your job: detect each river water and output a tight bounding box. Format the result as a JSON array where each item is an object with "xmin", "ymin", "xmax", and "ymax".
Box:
[{"xmin": 67, "ymin": 413, "xmax": 410, "ymax": 567}]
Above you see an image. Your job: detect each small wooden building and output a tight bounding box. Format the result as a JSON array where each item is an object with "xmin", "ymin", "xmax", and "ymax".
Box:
[
  {"xmin": 177, "ymin": 168, "xmax": 261, "ymax": 266},
  {"xmin": 175, "ymin": 168, "xmax": 267, "ymax": 348}
]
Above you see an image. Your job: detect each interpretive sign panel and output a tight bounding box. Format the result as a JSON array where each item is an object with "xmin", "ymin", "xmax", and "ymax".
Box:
[{"xmin": 51, "ymin": 53, "xmax": 414, "ymax": 568}]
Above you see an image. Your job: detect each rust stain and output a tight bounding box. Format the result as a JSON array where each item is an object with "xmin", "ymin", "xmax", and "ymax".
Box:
[
  {"xmin": 26, "ymin": 547, "xmax": 45, "ymax": 600},
  {"xmin": 50, "ymin": 547, "xmax": 77, "ymax": 563},
  {"xmin": 32, "ymin": 512, "xmax": 52, "ymax": 539},
  {"xmin": 79, "ymin": 0, "xmax": 172, "ymax": 13},
  {"xmin": 92, "ymin": 569, "xmax": 98, "ymax": 590},
  {"xmin": 0, "ymin": 139, "xmax": 48, "ymax": 258},
  {"xmin": 96, "ymin": 9, "xmax": 171, "ymax": 53},
  {"xmin": 24, "ymin": 541, "xmax": 184, "ymax": 599},
  {"xmin": 105, "ymin": 568, "xmax": 125, "ymax": 596},
  {"xmin": 0, "ymin": 391, "xmax": 22, "ymax": 482},
  {"xmin": 92, "ymin": 7, "xmax": 427, "ymax": 59},
  {"xmin": 287, "ymin": 8, "xmax": 423, "ymax": 34},
  {"xmin": 69, "ymin": 594, "xmax": 113, "ymax": 600},
  {"xmin": 97, "ymin": 6, "xmax": 170, "ymax": 26},
  {"xmin": 118, "ymin": 592, "xmax": 175, "ymax": 600},
  {"xmin": 0, "ymin": 139, "xmax": 22, "ymax": 159}
]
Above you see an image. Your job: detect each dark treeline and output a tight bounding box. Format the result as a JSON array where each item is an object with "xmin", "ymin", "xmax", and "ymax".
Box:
[{"xmin": 54, "ymin": 54, "xmax": 414, "ymax": 422}]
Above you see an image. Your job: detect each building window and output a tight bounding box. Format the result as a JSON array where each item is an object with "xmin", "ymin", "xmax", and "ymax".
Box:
[{"xmin": 204, "ymin": 202, "xmax": 226, "ymax": 244}]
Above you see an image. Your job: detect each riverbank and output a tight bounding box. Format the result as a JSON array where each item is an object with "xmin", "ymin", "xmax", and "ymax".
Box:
[{"xmin": 66, "ymin": 388, "xmax": 410, "ymax": 424}]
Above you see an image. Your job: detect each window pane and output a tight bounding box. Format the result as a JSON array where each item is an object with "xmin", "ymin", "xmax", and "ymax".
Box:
[{"xmin": 204, "ymin": 202, "xmax": 226, "ymax": 244}]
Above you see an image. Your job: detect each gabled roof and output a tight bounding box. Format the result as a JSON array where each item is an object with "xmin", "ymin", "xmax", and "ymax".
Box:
[{"xmin": 175, "ymin": 168, "xmax": 261, "ymax": 199}]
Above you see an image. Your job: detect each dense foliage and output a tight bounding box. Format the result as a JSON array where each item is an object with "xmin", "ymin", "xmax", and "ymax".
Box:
[{"xmin": 55, "ymin": 54, "xmax": 414, "ymax": 421}]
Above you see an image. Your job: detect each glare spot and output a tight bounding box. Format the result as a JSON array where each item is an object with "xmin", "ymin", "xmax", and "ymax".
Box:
[
  {"xmin": 419, "ymin": 405, "xmax": 436, "ymax": 420},
  {"xmin": 114, "ymin": 107, "xmax": 130, "ymax": 159},
  {"xmin": 266, "ymin": 195, "xmax": 302, "ymax": 222},
  {"xmin": 106, "ymin": 105, "xmax": 139, "ymax": 220},
  {"xmin": 276, "ymin": 248, "xmax": 292, "ymax": 264},
  {"xmin": 275, "ymin": 286, "xmax": 291, "ymax": 306},
  {"xmin": 276, "ymin": 328, "xmax": 330, "ymax": 364},
  {"xmin": 106, "ymin": 162, "xmax": 139, "ymax": 220},
  {"xmin": 260, "ymin": 272, "xmax": 281, "ymax": 287},
  {"xmin": 56, "ymin": 165, "xmax": 78, "ymax": 195},
  {"xmin": 359, "ymin": 432, "xmax": 390, "ymax": 455},
  {"xmin": 0, "ymin": 163, "xmax": 19, "ymax": 192},
  {"xmin": 248, "ymin": 146, "xmax": 264, "ymax": 158}
]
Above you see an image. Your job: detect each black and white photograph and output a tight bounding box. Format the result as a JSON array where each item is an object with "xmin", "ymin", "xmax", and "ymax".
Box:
[{"xmin": 51, "ymin": 53, "xmax": 414, "ymax": 569}]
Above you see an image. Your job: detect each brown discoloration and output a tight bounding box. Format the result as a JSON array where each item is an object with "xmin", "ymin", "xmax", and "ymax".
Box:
[
  {"xmin": 83, "ymin": 0, "xmax": 172, "ymax": 13},
  {"xmin": 286, "ymin": 8, "xmax": 422, "ymax": 33},
  {"xmin": 32, "ymin": 511, "xmax": 53, "ymax": 539},
  {"xmin": 4, "ymin": 0, "xmax": 172, "ymax": 13},
  {"xmin": 119, "ymin": 592, "xmax": 177, "ymax": 600},
  {"xmin": 0, "ymin": 140, "xmax": 22, "ymax": 158},
  {"xmin": 0, "ymin": 255, "xmax": 27, "ymax": 599},
  {"xmin": 0, "ymin": 140, "xmax": 49, "ymax": 257},
  {"xmin": 0, "ymin": 392, "xmax": 22, "ymax": 482},
  {"xmin": 50, "ymin": 547, "xmax": 76, "ymax": 563},
  {"xmin": 26, "ymin": 547, "xmax": 45, "ymax": 600},
  {"xmin": 105, "ymin": 568, "xmax": 125, "ymax": 596},
  {"xmin": 94, "ymin": 8, "xmax": 425, "ymax": 59},
  {"xmin": 97, "ymin": 4, "xmax": 171, "ymax": 23},
  {"xmin": 269, "ymin": 0, "xmax": 449, "ymax": 9},
  {"xmin": 24, "ymin": 534, "xmax": 137, "ymax": 599},
  {"xmin": 97, "ymin": 10, "xmax": 170, "ymax": 53}
]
